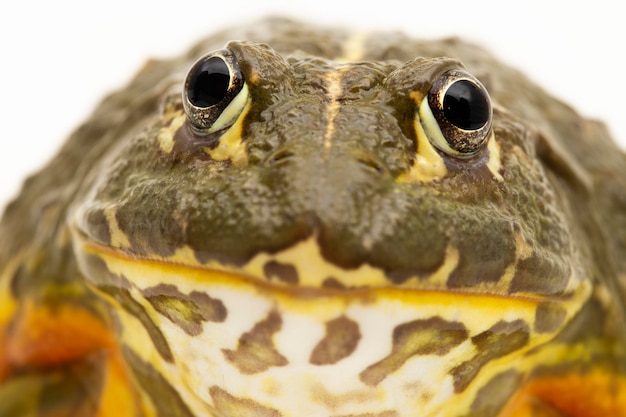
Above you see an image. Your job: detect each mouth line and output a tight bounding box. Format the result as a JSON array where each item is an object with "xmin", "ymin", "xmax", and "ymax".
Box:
[{"xmin": 75, "ymin": 238, "xmax": 579, "ymax": 307}]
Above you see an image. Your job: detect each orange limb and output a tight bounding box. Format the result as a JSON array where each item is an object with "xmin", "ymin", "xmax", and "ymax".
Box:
[
  {"xmin": 1, "ymin": 300, "xmax": 144, "ymax": 417},
  {"xmin": 500, "ymin": 369, "xmax": 626, "ymax": 417}
]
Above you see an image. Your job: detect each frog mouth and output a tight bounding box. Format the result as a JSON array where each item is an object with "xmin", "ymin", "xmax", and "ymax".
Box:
[
  {"xmin": 74, "ymin": 235, "xmax": 554, "ymax": 341},
  {"xmin": 74, "ymin": 232, "xmax": 587, "ymax": 320}
]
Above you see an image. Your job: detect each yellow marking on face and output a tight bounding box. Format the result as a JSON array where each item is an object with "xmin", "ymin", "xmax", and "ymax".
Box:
[
  {"xmin": 204, "ymin": 100, "xmax": 251, "ymax": 166},
  {"xmin": 157, "ymin": 111, "xmax": 185, "ymax": 154},
  {"xmin": 497, "ymin": 233, "xmax": 535, "ymax": 291},
  {"xmin": 244, "ymin": 235, "xmax": 389, "ymax": 289},
  {"xmin": 323, "ymin": 71, "xmax": 344, "ymax": 155},
  {"xmin": 486, "ymin": 132, "xmax": 503, "ymax": 182},
  {"xmin": 104, "ymin": 206, "xmax": 132, "ymax": 249},
  {"xmin": 337, "ymin": 31, "xmax": 369, "ymax": 62},
  {"xmin": 397, "ymin": 91, "xmax": 447, "ymax": 184},
  {"xmin": 86, "ymin": 245, "xmax": 578, "ymax": 351},
  {"xmin": 80, "ymin": 237, "xmax": 588, "ymax": 320},
  {"xmin": 425, "ymin": 244, "xmax": 460, "ymax": 287},
  {"xmin": 514, "ymin": 232, "xmax": 533, "ymax": 261},
  {"xmin": 164, "ymin": 239, "xmax": 391, "ymax": 294}
]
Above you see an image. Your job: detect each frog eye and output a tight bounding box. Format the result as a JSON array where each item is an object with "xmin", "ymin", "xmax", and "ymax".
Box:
[
  {"xmin": 182, "ymin": 49, "xmax": 248, "ymax": 134},
  {"xmin": 420, "ymin": 69, "xmax": 492, "ymax": 157}
]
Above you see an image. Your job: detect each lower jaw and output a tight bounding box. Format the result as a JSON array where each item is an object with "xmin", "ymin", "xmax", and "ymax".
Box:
[{"xmin": 74, "ymin": 241, "xmax": 575, "ymax": 417}]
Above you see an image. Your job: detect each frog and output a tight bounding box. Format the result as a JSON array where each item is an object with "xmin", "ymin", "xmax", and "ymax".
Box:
[{"xmin": 1, "ymin": 16, "xmax": 626, "ymax": 417}]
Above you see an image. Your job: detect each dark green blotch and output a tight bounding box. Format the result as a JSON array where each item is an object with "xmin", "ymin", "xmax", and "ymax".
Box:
[
  {"xmin": 447, "ymin": 218, "xmax": 516, "ymax": 288},
  {"xmin": 452, "ymin": 320, "xmax": 529, "ymax": 392},
  {"xmin": 114, "ymin": 185, "xmax": 185, "ymax": 258},
  {"xmin": 79, "ymin": 255, "xmax": 173, "ymax": 362},
  {"xmin": 509, "ymin": 255, "xmax": 570, "ymax": 295},
  {"xmin": 84, "ymin": 208, "xmax": 111, "ymax": 246},
  {"xmin": 534, "ymin": 303, "xmax": 567, "ymax": 333},
  {"xmin": 464, "ymin": 370, "xmax": 522, "ymax": 417},
  {"xmin": 122, "ymin": 347, "xmax": 194, "ymax": 417},
  {"xmin": 360, "ymin": 317, "xmax": 468, "ymax": 386},
  {"xmin": 143, "ymin": 283, "xmax": 227, "ymax": 336},
  {"xmin": 101, "ymin": 285, "xmax": 174, "ymax": 363},
  {"xmin": 80, "ymin": 254, "xmax": 132, "ymax": 290}
]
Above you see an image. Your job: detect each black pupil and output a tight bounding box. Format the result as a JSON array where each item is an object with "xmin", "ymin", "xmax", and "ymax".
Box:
[
  {"xmin": 188, "ymin": 57, "xmax": 231, "ymax": 107},
  {"xmin": 442, "ymin": 80, "xmax": 489, "ymax": 130}
]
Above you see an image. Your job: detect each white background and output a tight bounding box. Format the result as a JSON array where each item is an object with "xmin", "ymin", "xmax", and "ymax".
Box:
[{"xmin": 1, "ymin": 1, "xmax": 624, "ymax": 210}]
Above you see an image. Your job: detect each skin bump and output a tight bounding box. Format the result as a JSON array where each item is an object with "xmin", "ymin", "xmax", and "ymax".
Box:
[
  {"xmin": 222, "ymin": 310, "xmax": 288, "ymax": 374},
  {"xmin": 359, "ymin": 317, "xmax": 468, "ymax": 386}
]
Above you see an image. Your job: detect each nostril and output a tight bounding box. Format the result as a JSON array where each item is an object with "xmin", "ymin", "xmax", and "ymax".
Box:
[
  {"xmin": 266, "ymin": 148, "xmax": 296, "ymax": 167},
  {"xmin": 355, "ymin": 154, "xmax": 388, "ymax": 175}
]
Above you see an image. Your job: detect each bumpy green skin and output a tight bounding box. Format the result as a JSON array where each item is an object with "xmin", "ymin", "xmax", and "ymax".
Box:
[
  {"xmin": 2, "ymin": 19, "xmax": 625, "ymax": 293},
  {"xmin": 74, "ymin": 23, "xmax": 624, "ymax": 298},
  {"xmin": 2, "ymin": 17, "xmax": 626, "ymax": 416}
]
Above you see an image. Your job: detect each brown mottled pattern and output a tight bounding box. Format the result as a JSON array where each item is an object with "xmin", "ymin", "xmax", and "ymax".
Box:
[
  {"xmin": 322, "ymin": 277, "xmax": 346, "ymax": 289},
  {"xmin": 446, "ymin": 216, "xmax": 516, "ymax": 289},
  {"xmin": 209, "ymin": 386, "xmax": 283, "ymax": 417},
  {"xmin": 263, "ymin": 260, "xmax": 299, "ymax": 284},
  {"xmin": 534, "ymin": 302, "xmax": 567, "ymax": 334},
  {"xmin": 123, "ymin": 347, "xmax": 194, "ymax": 417},
  {"xmin": 142, "ymin": 283, "xmax": 227, "ymax": 336},
  {"xmin": 83, "ymin": 208, "xmax": 111, "ymax": 247},
  {"xmin": 463, "ymin": 370, "xmax": 522, "ymax": 417},
  {"xmin": 99, "ymin": 285, "xmax": 174, "ymax": 363},
  {"xmin": 80, "ymin": 253, "xmax": 133, "ymax": 291},
  {"xmin": 222, "ymin": 310, "xmax": 288, "ymax": 374},
  {"xmin": 451, "ymin": 320, "xmax": 530, "ymax": 392},
  {"xmin": 310, "ymin": 316, "xmax": 361, "ymax": 365},
  {"xmin": 79, "ymin": 255, "xmax": 174, "ymax": 363},
  {"xmin": 360, "ymin": 317, "xmax": 468, "ymax": 386}
]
